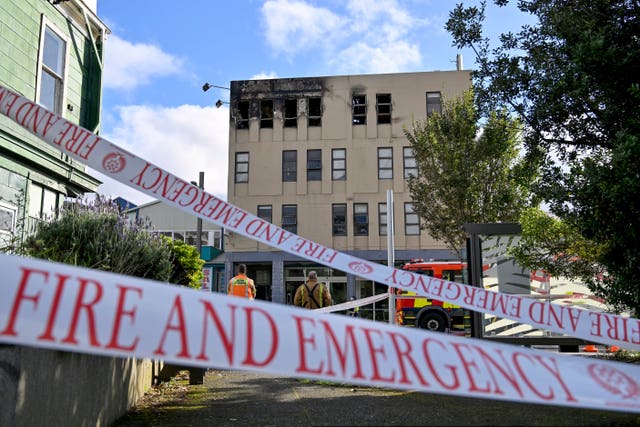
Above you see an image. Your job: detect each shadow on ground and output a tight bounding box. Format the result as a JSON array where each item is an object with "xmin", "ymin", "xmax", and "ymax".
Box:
[{"xmin": 113, "ymin": 370, "xmax": 640, "ymax": 427}]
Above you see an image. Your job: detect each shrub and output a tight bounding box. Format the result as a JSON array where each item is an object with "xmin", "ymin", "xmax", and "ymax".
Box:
[
  {"xmin": 164, "ymin": 237, "xmax": 204, "ymax": 289},
  {"xmin": 21, "ymin": 196, "xmax": 173, "ymax": 282}
]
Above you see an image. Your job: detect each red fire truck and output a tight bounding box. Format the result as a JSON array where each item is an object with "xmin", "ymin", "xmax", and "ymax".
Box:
[{"xmin": 394, "ymin": 259, "xmax": 467, "ymax": 333}]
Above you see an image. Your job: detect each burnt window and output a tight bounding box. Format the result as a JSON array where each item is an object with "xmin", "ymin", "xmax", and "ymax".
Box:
[
  {"xmin": 376, "ymin": 94, "xmax": 391, "ymax": 124},
  {"xmin": 260, "ymin": 100, "xmax": 273, "ymax": 128},
  {"xmin": 236, "ymin": 101, "xmax": 250, "ymax": 129},
  {"xmin": 332, "ymin": 204, "xmax": 347, "ymax": 236},
  {"xmin": 284, "ymin": 99, "xmax": 298, "ymax": 128},
  {"xmin": 354, "ymin": 203, "xmax": 369, "ymax": 236},
  {"xmin": 426, "ymin": 92, "xmax": 442, "ymax": 116},
  {"xmin": 308, "ymin": 97, "xmax": 322, "ymax": 127},
  {"xmin": 282, "ymin": 150, "xmax": 297, "ymax": 182},
  {"xmin": 307, "ymin": 149, "xmax": 322, "ymax": 181},
  {"xmin": 352, "ymin": 94, "xmax": 366, "ymax": 125},
  {"xmin": 282, "ymin": 204, "xmax": 297, "ymax": 234}
]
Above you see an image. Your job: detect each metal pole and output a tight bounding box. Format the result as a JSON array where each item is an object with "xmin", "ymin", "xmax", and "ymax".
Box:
[
  {"xmin": 196, "ymin": 171, "xmax": 204, "ymax": 258},
  {"xmin": 387, "ymin": 190, "xmax": 395, "ymax": 324}
]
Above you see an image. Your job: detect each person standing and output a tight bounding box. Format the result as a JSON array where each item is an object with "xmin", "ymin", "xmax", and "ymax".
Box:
[
  {"xmin": 293, "ymin": 271, "xmax": 331, "ymax": 309},
  {"xmin": 227, "ymin": 264, "xmax": 256, "ymax": 300}
]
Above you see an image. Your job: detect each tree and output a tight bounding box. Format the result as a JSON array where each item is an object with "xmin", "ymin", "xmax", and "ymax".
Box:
[
  {"xmin": 446, "ymin": 0, "xmax": 640, "ymax": 314},
  {"xmin": 404, "ymin": 89, "xmax": 536, "ymax": 257},
  {"xmin": 21, "ymin": 197, "xmax": 173, "ymax": 282},
  {"xmin": 165, "ymin": 237, "xmax": 204, "ymax": 289}
]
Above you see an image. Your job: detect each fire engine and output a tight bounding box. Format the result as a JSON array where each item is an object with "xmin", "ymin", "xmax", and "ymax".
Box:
[{"xmin": 394, "ymin": 259, "xmax": 467, "ymax": 333}]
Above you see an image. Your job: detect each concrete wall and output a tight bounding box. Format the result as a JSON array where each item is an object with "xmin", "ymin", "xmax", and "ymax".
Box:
[{"xmin": 0, "ymin": 344, "xmax": 157, "ymax": 427}]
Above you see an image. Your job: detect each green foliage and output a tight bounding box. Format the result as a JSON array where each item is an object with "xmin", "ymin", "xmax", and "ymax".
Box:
[
  {"xmin": 404, "ymin": 89, "xmax": 536, "ymax": 257},
  {"xmin": 509, "ymin": 207, "xmax": 604, "ymax": 282},
  {"xmin": 447, "ymin": 0, "xmax": 640, "ymax": 314},
  {"xmin": 21, "ymin": 196, "xmax": 173, "ymax": 282},
  {"xmin": 165, "ymin": 237, "xmax": 204, "ymax": 289}
]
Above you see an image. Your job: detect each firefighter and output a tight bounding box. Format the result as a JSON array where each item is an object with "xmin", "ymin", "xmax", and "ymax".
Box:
[
  {"xmin": 293, "ymin": 271, "xmax": 332, "ymax": 309},
  {"xmin": 227, "ymin": 264, "xmax": 256, "ymax": 300}
]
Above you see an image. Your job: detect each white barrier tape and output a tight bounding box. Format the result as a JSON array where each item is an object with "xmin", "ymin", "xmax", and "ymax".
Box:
[
  {"xmin": 315, "ymin": 293, "xmax": 389, "ymax": 314},
  {"xmin": 1, "ymin": 84, "xmax": 638, "ymax": 352},
  {"xmin": 1, "ymin": 253, "xmax": 639, "ymax": 413}
]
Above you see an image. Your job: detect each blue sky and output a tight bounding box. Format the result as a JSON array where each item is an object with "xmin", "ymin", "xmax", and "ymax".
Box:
[{"xmin": 95, "ymin": 0, "xmax": 532, "ymax": 205}]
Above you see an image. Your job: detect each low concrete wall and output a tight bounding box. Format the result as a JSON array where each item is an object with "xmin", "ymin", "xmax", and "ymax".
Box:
[{"xmin": 0, "ymin": 344, "xmax": 158, "ymax": 427}]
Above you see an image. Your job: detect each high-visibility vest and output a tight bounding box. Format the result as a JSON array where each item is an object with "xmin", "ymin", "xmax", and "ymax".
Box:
[{"xmin": 229, "ymin": 275, "xmax": 253, "ymax": 298}]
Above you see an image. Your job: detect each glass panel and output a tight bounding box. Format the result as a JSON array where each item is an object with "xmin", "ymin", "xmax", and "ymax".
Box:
[{"xmin": 43, "ymin": 28, "xmax": 65, "ymax": 75}]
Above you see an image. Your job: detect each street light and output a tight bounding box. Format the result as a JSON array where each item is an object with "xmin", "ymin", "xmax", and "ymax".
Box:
[
  {"xmin": 215, "ymin": 99, "xmax": 230, "ymax": 108},
  {"xmin": 202, "ymin": 82, "xmax": 230, "ymax": 92}
]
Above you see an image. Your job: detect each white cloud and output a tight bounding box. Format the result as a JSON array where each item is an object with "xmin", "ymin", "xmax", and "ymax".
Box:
[
  {"xmin": 260, "ymin": 0, "xmax": 423, "ymax": 74},
  {"xmin": 250, "ymin": 71, "xmax": 279, "ymax": 80},
  {"xmin": 261, "ymin": 0, "xmax": 346, "ymax": 57},
  {"xmin": 103, "ymin": 35, "xmax": 185, "ymax": 91},
  {"xmin": 94, "ymin": 104, "xmax": 229, "ymax": 205}
]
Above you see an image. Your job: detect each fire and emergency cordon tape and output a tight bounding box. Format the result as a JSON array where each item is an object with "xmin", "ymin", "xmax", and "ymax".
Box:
[{"xmin": 1, "ymin": 84, "xmax": 640, "ymax": 413}]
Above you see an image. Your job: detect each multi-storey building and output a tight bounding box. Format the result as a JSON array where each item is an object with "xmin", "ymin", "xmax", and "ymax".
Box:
[
  {"xmin": 224, "ymin": 69, "xmax": 471, "ymax": 318},
  {"xmin": 0, "ymin": 0, "xmax": 107, "ymax": 246}
]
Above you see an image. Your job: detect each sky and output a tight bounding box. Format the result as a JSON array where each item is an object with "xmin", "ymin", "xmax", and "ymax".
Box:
[{"xmin": 94, "ymin": 0, "xmax": 532, "ymax": 206}]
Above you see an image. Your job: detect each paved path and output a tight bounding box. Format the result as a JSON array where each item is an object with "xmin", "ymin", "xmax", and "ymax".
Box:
[{"xmin": 114, "ymin": 369, "xmax": 640, "ymax": 426}]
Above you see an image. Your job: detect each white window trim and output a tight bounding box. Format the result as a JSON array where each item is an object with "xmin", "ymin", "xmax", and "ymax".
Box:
[{"xmin": 36, "ymin": 16, "xmax": 69, "ymax": 115}]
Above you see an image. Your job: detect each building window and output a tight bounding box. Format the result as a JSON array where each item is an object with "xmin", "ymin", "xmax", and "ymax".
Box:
[
  {"xmin": 38, "ymin": 25, "xmax": 67, "ymax": 115},
  {"xmin": 28, "ymin": 182, "xmax": 60, "ymax": 220},
  {"xmin": 307, "ymin": 149, "xmax": 322, "ymax": 181},
  {"xmin": 354, "ymin": 203, "xmax": 369, "ymax": 236},
  {"xmin": 332, "ymin": 204, "xmax": 347, "ymax": 236},
  {"xmin": 332, "ymin": 148, "xmax": 346, "ymax": 180},
  {"xmin": 426, "ymin": 91, "xmax": 442, "ymax": 116},
  {"xmin": 0, "ymin": 202, "xmax": 17, "ymax": 234},
  {"xmin": 236, "ymin": 100, "xmax": 250, "ymax": 129},
  {"xmin": 376, "ymin": 94, "xmax": 391, "ymax": 124},
  {"xmin": 257, "ymin": 205, "xmax": 272, "ymax": 223},
  {"xmin": 282, "ymin": 150, "xmax": 297, "ymax": 182},
  {"xmin": 284, "ymin": 99, "xmax": 298, "ymax": 128},
  {"xmin": 308, "ymin": 97, "xmax": 322, "ymax": 126},
  {"xmin": 405, "ymin": 203, "xmax": 420, "ymax": 235},
  {"xmin": 378, "ymin": 203, "xmax": 388, "ymax": 236},
  {"xmin": 403, "ymin": 147, "xmax": 418, "ymax": 179},
  {"xmin": 352, "ymin": 94, "xmax": 367, "ymax": 125},
  {"xmin": 378, "ymin": 147, "xmax": 393, "ymax": 179},
  {"xmin": 282, "ymin": 204, "xmax": 297, "ymax": 234},
  {"xmin": 235, "ymin": 152, "xmax": 249, "ymax": 183},
  {"xmin": 260, "ymin": 100, "xmax": 274, "ymax": 128}
]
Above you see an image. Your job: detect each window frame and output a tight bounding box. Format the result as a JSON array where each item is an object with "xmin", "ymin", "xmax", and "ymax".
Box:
[
  {"xmin": 353, "ymin": 203, "xmax": 369, "ymax": 236},
  {"xmin": 284, "ymin": 99, "xmax": 298, "ymax": 128},
  {"xmin": 236, "ymin": 100, "xmax": 250, "ymax": 129},
  {"xmin": 282, "ymin": 150, "xmax": 297, "ymax": 182},
  {"xmin": 235, "ymin": 152, "xmax": 249, "ymax": 183},
  {"xmin": 331, "ymin": 148, "xmax": 346, "ymax": 181},
  {"xmin": 282, "ymin": 204, "xmax": 298, "ymax": 234},
  {"xmin": 332, "ymin": 203, "xmax": 347, "ymax": 236},
  {"xmin": 352, "ymin": 94, "xmax": 367, "ymax": 125},
  {"xmin": 426, "ymin": 91, "xmax": 442, "ymax": 116},
  {"xmin": 260, "ymin": 99, "xmax": 274, "ymax": 128},
  {"xmin": 257, "ymin": 205, "xmax": 273, "ymax": 223},
  {"xmin": 377, "ymin": 147, "xmax": 393, "ymax": 179},
  {"xmin": 37, "ymin": 21, "xmax": 68, "ymax": 116},
  {"xmin": 403, "ymin": 146, "xmax": 418, "ymax": 179},
  {"xmin": 307, "ymin": 149, "xmax": 322, "ymax": 181},
  {"xmin": 378, "ymin": 202, "xmax": 388, "ymax": 236},
  {"xmin": 376, "ymin": 93, "xmax": 392, "ymax": 124},
  {"xmin": 404, "ymin": 203, "xmax": 420, "ymax": 235},
  {"xmin": 308, "ymin": 97, "xmax": 322, "ymax": 127}
]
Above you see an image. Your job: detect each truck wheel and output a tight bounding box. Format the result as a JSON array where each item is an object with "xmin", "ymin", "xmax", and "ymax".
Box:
[{"xmin": 418, "ymin": 312, "xmax": 447, "ymax": 332}]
